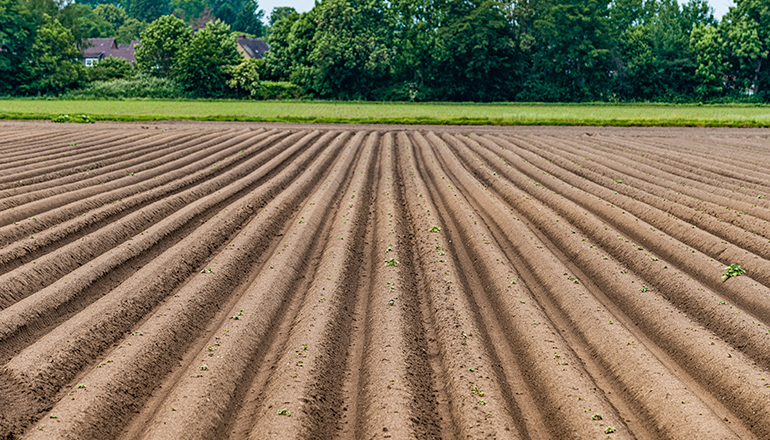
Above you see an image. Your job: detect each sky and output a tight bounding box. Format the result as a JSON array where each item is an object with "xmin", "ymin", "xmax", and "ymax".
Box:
[{"xmin": 259, "ymin": 0, "xmax": 735, "ymax": 24}]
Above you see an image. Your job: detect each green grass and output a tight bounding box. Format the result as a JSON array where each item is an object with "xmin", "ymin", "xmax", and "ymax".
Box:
[{"xmin": 1, "ymin": 98, "xmax": 770, "ymax": 126}]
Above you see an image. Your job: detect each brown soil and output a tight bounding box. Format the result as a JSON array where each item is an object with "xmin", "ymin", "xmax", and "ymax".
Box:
[{"xmin": 1, "ymin": 121, "xmax": 769, "ymax": 439}]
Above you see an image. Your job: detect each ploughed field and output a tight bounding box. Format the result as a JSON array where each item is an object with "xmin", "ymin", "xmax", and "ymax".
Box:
[{"xmin": 1, "ymin": 122, "xmax": 769, "ymax": 440}]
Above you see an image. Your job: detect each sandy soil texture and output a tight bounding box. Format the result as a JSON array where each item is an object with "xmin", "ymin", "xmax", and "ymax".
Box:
[{"xmin": 1, "ymin": 121, "xmax": 769, "ymax": 439}]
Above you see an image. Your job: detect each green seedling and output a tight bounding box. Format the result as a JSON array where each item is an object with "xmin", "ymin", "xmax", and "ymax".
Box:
[
  {"xmin": 277, "ymin": 409, "xmax": 291, "ymax": 416},
  {"xmin": 232, "ymin": 310, "xmax": 244, "ymax": 320},
  {"xmin": 722, "ymin": 264, "xmax": 745, "ymax": 280},
  {"xmin": 388, "ymin": 298, "xmax": 396, "ymax": 306},
  {"xmin": 76, "ymin": 384, "xmax": 86, "ymax": 389},
  {"xmin": 639, "ymin": 285, "xmax": 649, "ymax": 292},
  {"xmin": 592, "ymin": 414, "xmax": 602, "ymax": 420},
  {"xmin": 200, "ymin": 267, "xmax": 213, "ymax": 273},
  {"xmin": 200, "ymin": 365, "xmax": 209, "ymax": 371},
  {"xmin": 429, "ymin": 226, "xmax": 442, "ymax": 233},
  {"xmin": 385, "ymin": 258, "xmax": 399, "ymax": 267},
  {"xmin": 605, "ymin": 426, "xmax": 617, "ymax": 434}
]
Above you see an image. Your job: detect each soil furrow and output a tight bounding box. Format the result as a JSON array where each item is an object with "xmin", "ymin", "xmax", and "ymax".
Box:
[
  {"xmin": 106, "ymin": 132, "xmax": 363, "ymax": 440},
  {"xmin": 2, "ymin": 123, "xmax": 769, "ymax": 439},
  {"xmin": 0, "ymin": 129, "xmax": 287, "ymax": 244},
  {"xmin": 445, "ymin": 134, "xmax": 768, "ymax": 438},
  {"xmin": 468, "ymin": 135, "xmax": 770, "ymax": 370},
  {"xmin": 418, "ymin": 131, "xmax": 635, "ymax": 439},
  {"xmin": 0, "ymin": 131, "xmax": 337, "ymax": 439},
  {"xmin": 0, "ymin": 129, "xmax": 236, "ymax": 205},
  {"xmin": 395, "ymin": 131, "xmax": 522, "ymax": 439}
]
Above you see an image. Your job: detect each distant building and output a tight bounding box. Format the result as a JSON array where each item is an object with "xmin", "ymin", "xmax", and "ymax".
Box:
[
  {"xmin": 82, "ymin": 38, "xmax": 140, "ymax": 66},
  {"xmin": 236, "ymin": 36, "xmax": 269, "ymax": 60}
]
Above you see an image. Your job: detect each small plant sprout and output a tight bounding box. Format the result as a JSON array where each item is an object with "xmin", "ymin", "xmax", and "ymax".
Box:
[
  {"xmin": 76, "ymin": 384, "xmax": 86, "ymax": 389},
  {"xmin": 722, "ymin": 264, "xmax": 745, "ymax": 280},
  {"xmin": 385, "ymin": 258, "xmax": 399, "ymax": 267},
  {"xmin": 605, "ymin": 426, "xmax": 617, "ymax": 434},
  {"xmin": 200, "ymin": 267, "xmax": 213, "ymax": 273},
  {"xmin": 200, "ymin": 365, "xmax": 209, "ymax": 371},
  {"xmin": 232, "ymin": 310, "xmax": 244, "ymax": 320},
  {"xmin": 388, "ymin": 298, "xmax": 396, "ymax": 306},
  {"xmin": 277, "ymin": 408, "xmax": 291, "ymax": 416},
  {"xmin": 429, "ymin": 225, "xmax": 442, "ymax": 233},
  {"xmin": 592, "ymin": 414, "xmax": 602, "ymax": 420},
  {"xmin": 639, "ymin": 285, "xmax": 649, "ymax": 292}
]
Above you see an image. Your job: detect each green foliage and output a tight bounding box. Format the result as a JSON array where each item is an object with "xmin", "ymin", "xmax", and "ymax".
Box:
[
  {"xmin": 722, "ymin": 0, "xmax": 769, "ymax": 97},
  {"xmin": 94, "ymin": 4, "xmax": 128, "ymax": 28},
  {"xmin": 173, "ymin": 19, "xmax": 241, "ymax": 97},
  {"xmin": 135, "ymin": 15, "xmax": 190, "ymax": 76},
  {"xmin": 307, "ymin": 0, "xmax": 392, "ymax": 99},
  {"xmin": 433, "ymin": 0, "xmax": 521, "ymax": 101},
  {"xmin": 86, "ymin": 57, "xmax": 136, "ymax": 82},
  {"xmin": 64, "ymin": 73, "xmax": 184, "ymax": 99},
  {"xmin": 690, "ymin": 24, "xmax": 729, "ymax": 99},
  {"xmin": 51, "ymin": 114, "xmax": 94, "ymax": 123},
  {"xmin": 28, "ymin": 15, "xmax": 84, "ymax": 95},
  {"xmin": 59, "ymin": 3, "xmax": 113, "ymax": 40},
  {"xmin": 722, "ymin": 264, "xmax": 746, "ymax": 280},
  {"xmin": 226, "ymin": 58, "xmax": 262, "ymax": 97},
  {"xmin": 256, "ymin": 81, "xmax": 304, "ymax": 99},
  {"xmin": 130, "ymin": 0, "xmax": 169, "ymax": 22},
  {"xmin": 0, "ymin": 0, "xmax": 36, "ymax": 95},
  {"xmin": 116, "ymin": 18, "xmax": 146, "ymax": 45},
  {"xmin": 268, "ymin": 6, "xmax": 295, "ymax": 27}
]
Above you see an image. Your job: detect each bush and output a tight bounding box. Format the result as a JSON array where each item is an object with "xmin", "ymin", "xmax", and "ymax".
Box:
[
  {"xmin": 86, "ymin": 58, "xmax": 136, "ymax": 83},
  {"xmin": 64, "ymin": 73, "xmax": 184, "ymax": 99},
  {"xmin": 256, "ymin": 81, "xmax": 304, "ymax": 100},
  {"xmin": 52, "ymin": 114, "xmax": 95, "ymax": 123}
]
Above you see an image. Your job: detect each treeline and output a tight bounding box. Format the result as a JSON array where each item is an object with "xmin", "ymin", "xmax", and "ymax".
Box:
[
  {"xmin": 0, "ymin": 0, "xmax": 264, "ymax": 96},
  {"xmin": 261, "ymin": 0, "xmax": 769, "ymax": 102},
  {"xmin": 1, "ymin": 0, "xmax": 768, "ymax": 102}
]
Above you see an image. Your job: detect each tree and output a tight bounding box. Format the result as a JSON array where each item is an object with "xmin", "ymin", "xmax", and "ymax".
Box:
[
  {"xmin": 59, "ymin": 3, "xmax": 114, "ymax": 41},
  {"xmin": 173, "ymin": 19, "xmax": 241, "ymax": 97},
  {"xmin": 94, "ymin": 3, "xmax": 128, "ymax": 28},
  {"xmin": 269, "ymin": 6, "xmax": 295, "ymax": 27},
  {"xmin": 433, "ymin": 0, "xmax": 521, "ymax": 101},
  {"xmin": 135, "ymin": 14, "xmax": 190, "ymax": 76},
  {"xmin": 129, "ymin": 0, "xmax": 169, "ymax": 22},
  {"xmin": 524, "ymin": 0, "xmax": 614, "ymax": 101},
  {"xmin": 232, "ymin": 0, "xmax": 264, "ymax": 36},
  {"xmin": 690, "ymin": 23, "xmax": 728, "ymax": 99},
  {"xmin": 116, "ymin": 17, "xmax": 146, "ymax": 44},
  {"xmin": 263, "ymin": 8, "xmax": 298, "ymax": 80},
  {"xmin": 307, "ymin": 0, "xmax": 392, "ymax": 99},
  {"xmin": 28, "ymin": 15, "xmax": 83, "ymax": 94},
  {"xmin": 723, "ymin": 0, "xmax": 769, "ymax": 96},
  {"xmin": 226, "ymin": 57, "xmax": 263, "ymax": 97},
  {"xmin": 86, "ymin": 56, "xmax": 136, "ymax": 81},
  {"xmin": 0, "ymin": 0, "xmax": 35, "ymax": 94}
]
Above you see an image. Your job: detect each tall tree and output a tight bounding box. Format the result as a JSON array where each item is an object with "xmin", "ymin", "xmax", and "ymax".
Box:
[
  {"xmin": 306, "ymin": 0, "xmax": 392, "ymax": 99},
  {"xmin": 723, "ymin": 0, "xmax": 769, "ymax": 96},
  {"xmin": 94, "ymin": 3, "xmax": 128, "ymax": 28},
  {"xmin": 433, "ymin": 0, "xmax": 521, "ymax": 101},
  {"xmin": 0, "ymin": 0, "xmax": 35, "ymax": 94},
  {"xmin": 690, "ymin": 23, "xmax": 728, "ymax": 99},
  {"xmin": 116, "ymin": 17, "xmax": 146, "ymax": 43},
  {"xmin": 268, "ymin": 6, "xmax": 295, "ymax": 27},
  {"xmin": 173, "ymin": 19, "xmax": 242, "ymax": 97},
  {"xmin": 524, "ymin": 0, "xmax": 614, "ymax": 100},
  {"xmin": 129, "ymin": 0, "xmax": 169, "ymax": 22},
  {"xmin": 28, "ymin": 15, "xmax": 83, "ymax": 94},
  {"xmin": 135, "ymin": 14, "xmax": 190, "ymax": 75}
]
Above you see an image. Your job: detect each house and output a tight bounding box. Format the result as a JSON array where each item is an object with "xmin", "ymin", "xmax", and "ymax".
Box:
[
  {"xmin": 236, "ymin": 36, "xmax": 269, "ymax": 60},
  {"xmin": 82, "ymin": 38, "xmax": 140, "ymax": 66}
]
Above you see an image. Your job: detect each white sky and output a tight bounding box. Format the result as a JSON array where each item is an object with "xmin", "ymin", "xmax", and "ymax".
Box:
[{"xmin": 259, "ymin": 0, "xmax": 735, "ymax": 24}]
